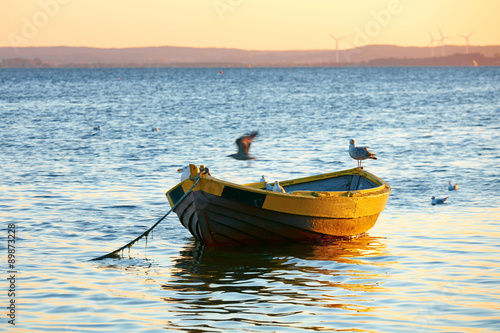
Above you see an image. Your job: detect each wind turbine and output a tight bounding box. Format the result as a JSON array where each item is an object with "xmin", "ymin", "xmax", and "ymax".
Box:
[
  {"xmin": 458, "ymin": 31, "xmax": 474, "ymax": 54},
  {"xmin": 438, "ymin": 28, "xmax": 453, "ymax": 57},
  {"xmin": 427, "ymin": 31, "xmax": 439, "ymax": 57},
  {"xmin": 328, "ymin": 33, "xmax": 346, "ymax": 64}
]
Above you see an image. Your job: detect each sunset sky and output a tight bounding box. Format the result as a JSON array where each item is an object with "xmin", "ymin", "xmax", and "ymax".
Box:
[{"xmin": 2, "ymin": 0, "xmax": 499, "ymax": 50}]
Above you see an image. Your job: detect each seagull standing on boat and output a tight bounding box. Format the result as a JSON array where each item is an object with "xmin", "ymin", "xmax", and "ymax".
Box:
[
  {"xmin": 261, "ymin": 175, "xmax": 274, "ymax": 190},
  {"xmin": 177, "ymin": 166, "xmax": 190, "ymax": 181},
  {"xmin": 349, "ymin": 139, "xmax": 377, "ymax": 168},
  {"xmin": 431, "ymin": 196, "xmax": 448, "ymax": 205},
  {"xmin": 228, "ymin": 131, "xmax": 258, "ymax": 160},
  {"xmin": 448, "ymin": 182, "xmax": 458, "ymax": 190},
  {"xmin": 273, "ymin": 181, "xmax": 286, "ymax": 193}
]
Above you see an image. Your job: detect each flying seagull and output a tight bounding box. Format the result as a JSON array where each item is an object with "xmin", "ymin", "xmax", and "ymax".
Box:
[
  {"xmin": 349, "ymin": 139, "xmax": 377, "ymax": 168},
  {"xmin": 431, "ymin": 196, "xmax": 448, "ymax": 205},
  {"xmin": 228, "ymin": 131, "xmax": 258, "ymax": 160},
  {"xmin": 448, "ymin": 182, "xmax": 458, "ymax": 191}
]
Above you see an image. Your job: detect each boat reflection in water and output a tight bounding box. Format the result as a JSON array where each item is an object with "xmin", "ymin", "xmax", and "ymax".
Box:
[{"xmin": 161, "ymin": 235, "xmax": 392, "ymax": 331}]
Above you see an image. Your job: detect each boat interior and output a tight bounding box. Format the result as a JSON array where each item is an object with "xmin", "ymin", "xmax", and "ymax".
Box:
[
  {"xmin": 250, "ymin": 174, "xmax": 381, "ymax": 193},
  {"xmin": 284, "ymin": 174, "xmax": 380, "ymax": 192}
]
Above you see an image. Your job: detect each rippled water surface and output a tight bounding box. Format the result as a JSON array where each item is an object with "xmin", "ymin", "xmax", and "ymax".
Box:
[{"xmin": 1, "ymin": 67, "xmax": 499, "ymax": 332}]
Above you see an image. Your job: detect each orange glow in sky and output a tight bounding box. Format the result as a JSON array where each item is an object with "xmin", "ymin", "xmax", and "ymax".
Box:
[{"xmin": 2, "ymin": 0, "xmax": 499, "ymax": 50}]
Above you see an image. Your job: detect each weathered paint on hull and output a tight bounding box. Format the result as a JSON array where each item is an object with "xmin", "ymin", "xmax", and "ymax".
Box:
[
  {"xmin": 174, "ymin": 191, "xmax": 380, "ymax": 247},
  {"xmin": 168, "ymin": 166, "xmax": 390, "ymax": 248}
]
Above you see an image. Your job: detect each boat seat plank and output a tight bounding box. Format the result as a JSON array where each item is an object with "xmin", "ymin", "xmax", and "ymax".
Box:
[{"xmin": 349, "ymin": 175, "xmax": 360, "ymax": 191}]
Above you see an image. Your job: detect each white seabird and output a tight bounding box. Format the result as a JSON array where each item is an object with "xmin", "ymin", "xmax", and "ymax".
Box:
[
  {"xmin": 177, "ymin": 166, "xmax": 190, "ymax": 181},
  {"xmin": 273, "ymin": 181, "xmax": 285, "ymax": 193},
  {"xmin": 448, "ymin": 182, "xmax": 458, "ymax": 191},
  {"xmin": 431, "ymin": 196, "xmax": 448, "ymax": 205},
  {"xmin": 227, "ymin": 131, "xmax": 258, "ymax": 160},
  {"xmin": 261, "ymin": 175, "xmax": 273, "ymax": 191},
  {"xmin": 349, "ymin": 139, "xmax": 377, "ymax": 168}
]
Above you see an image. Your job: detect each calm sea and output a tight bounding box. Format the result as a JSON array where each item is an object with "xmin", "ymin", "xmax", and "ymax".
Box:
[{"xmin": 1, "ymin": 67, "xmax": 499, "ymax": 332}]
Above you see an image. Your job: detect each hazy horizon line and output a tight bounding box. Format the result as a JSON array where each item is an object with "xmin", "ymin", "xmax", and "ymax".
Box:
[{"xmin": 2, "ymin": 43, "xmax": 500, "ymax": 52}]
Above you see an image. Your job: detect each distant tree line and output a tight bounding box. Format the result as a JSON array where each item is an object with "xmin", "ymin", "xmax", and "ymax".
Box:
[{"xmin": 0, "ymin": 58, "xmax": 48, "ymax": 68}]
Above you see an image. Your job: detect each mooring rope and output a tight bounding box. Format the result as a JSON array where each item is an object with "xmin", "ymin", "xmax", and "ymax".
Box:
[{"xmin": 91, "ymin": 169, "xmax": 206, "ymax": 261}]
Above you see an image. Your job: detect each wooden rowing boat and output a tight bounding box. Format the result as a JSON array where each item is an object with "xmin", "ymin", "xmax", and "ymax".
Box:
[{"xmin": 166, "ymin": 164, "xmax": 390, "ymax": 247}]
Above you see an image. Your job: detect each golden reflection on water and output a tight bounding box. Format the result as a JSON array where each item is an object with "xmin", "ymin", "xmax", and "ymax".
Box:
[
  {"xmin": 19, "ymin": 211, "xmax": 499, "ymax": 333},
  {"xmin": 22, "ymin": 208, "xmax": 498, "ymax": 332},
  {"xmin": 160, "ymin": 235, "xmax": 392, "ymax": 319}
]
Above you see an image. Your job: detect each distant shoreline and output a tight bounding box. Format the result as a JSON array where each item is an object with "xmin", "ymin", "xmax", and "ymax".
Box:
[
  {"xmin": 1, "ymin": 54, "xmax": 499, "ymax": 68},
  {"xmin": 1, "ymin": 45, "xmax": 499, "ymax": 68}
]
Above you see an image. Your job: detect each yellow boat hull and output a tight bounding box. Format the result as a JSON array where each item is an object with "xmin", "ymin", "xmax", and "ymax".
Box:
[{"xmin": 167, "ymin": 165, "xmax": 390, "ymax": 247}]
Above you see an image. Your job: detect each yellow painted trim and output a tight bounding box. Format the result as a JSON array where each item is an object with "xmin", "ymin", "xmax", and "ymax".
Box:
[{"xmin": 198, "ymin": 177, "xmax": 225, "ymax": 197}]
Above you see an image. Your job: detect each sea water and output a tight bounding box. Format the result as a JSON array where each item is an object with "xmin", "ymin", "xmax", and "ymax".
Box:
[{"xmin": 1, "ymin": 67, "xmax": 499, "ymax": 332}]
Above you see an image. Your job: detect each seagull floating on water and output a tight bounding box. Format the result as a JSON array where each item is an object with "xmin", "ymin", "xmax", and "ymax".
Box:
[
  {"xmin": 349, "ymin": 139, "xmax": 377, "ymax": 168},
  {"xmin": 177, "ymin": 166, "xmax": 190, "ymax": 181},
  {"xmin": 227, "ymin": 131, "xmax": 258, "ymax": 160},
  {"xmin": 431, "ymin": 196, "xmax": 448, "ymax": 205},
  {"xmin": 273, "ymin": 181, "xmax": 286, "ymax": 193},
  {"xmin": 448, "ymin": 182, "xmax": 458, "ymax": 191},
  {"xmin": 260, "ymin": 175, "xmax": 274, "ymax": 190}
]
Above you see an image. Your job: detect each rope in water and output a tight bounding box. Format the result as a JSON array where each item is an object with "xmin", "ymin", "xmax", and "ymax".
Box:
[{"xmin": 91, "ymin": 169, "xmax": 206, "ymax": 261}]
